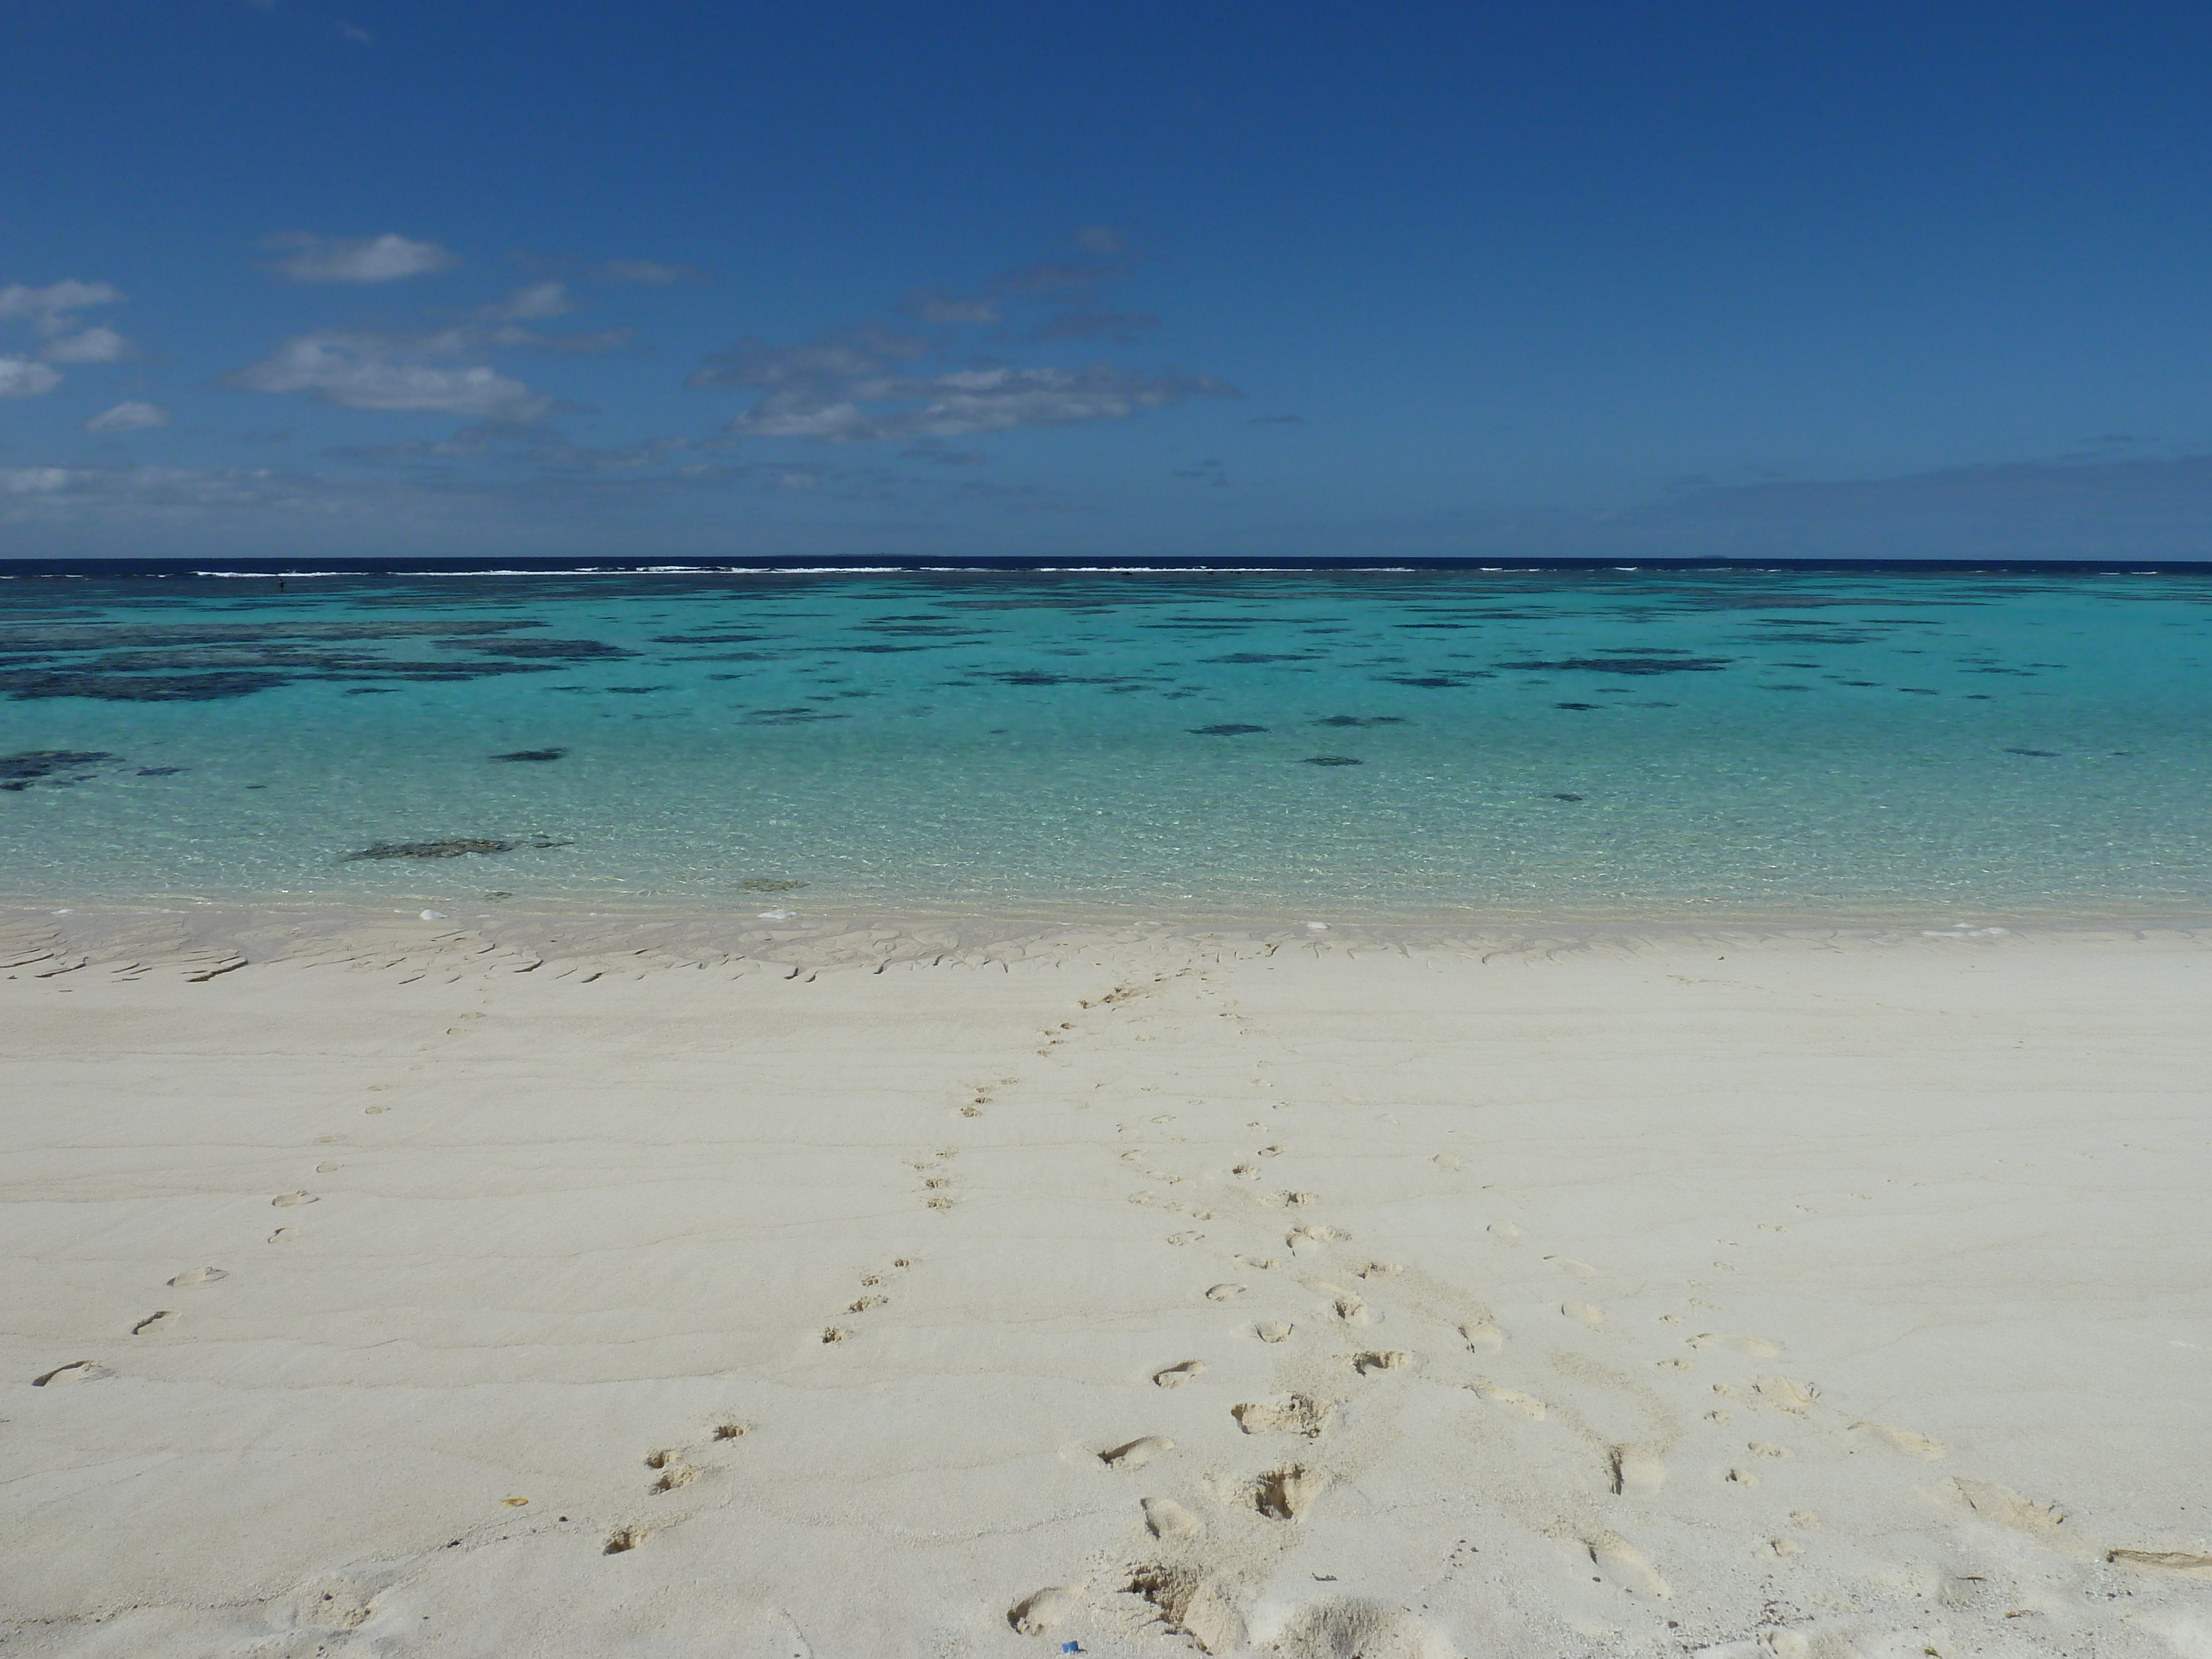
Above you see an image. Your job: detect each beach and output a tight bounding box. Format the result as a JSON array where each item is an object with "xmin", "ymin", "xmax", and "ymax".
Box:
[{"xmin": 4, "ymin": 905, "xmax": 2208, "ymax": 1657}]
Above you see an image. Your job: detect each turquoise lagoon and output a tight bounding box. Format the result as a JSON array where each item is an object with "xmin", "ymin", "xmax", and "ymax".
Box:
[{"xmin": 2, "ymin": 562, "xmax": 2208, "ymax": 922}]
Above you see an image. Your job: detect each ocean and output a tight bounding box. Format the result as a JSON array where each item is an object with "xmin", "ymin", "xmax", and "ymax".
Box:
[{"xmin": 2, "ymin": 559, "xmax": 2208, "ymax": 923}]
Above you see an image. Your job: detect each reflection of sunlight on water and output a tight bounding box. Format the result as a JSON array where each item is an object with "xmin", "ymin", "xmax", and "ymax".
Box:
[{"xmin": 1, "ymin": 566, "xmax": 2209, "ymax": 918}]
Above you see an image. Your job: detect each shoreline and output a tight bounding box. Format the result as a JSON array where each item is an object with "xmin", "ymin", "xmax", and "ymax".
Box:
[{"xmin": 8, "ymin": 895, "xmax": 2212, "ymax": 980}]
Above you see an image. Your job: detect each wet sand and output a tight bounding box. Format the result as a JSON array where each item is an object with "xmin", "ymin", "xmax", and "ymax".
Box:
[{"xmin": 2, "ymin": 907, "xmax": 2209, "ymax": 1657}]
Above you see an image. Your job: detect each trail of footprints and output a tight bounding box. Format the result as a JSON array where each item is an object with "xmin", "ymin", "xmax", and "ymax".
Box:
[{"xmin": 994, "ymin": 973, "xmax": 2200, "ymax": 1653}]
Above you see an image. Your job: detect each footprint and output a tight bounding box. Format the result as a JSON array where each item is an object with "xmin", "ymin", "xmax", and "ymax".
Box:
[
  {"xmin": 1849, "ymin": 1420, "xmax": 1944, "ymax": 1459},
  {"xmin": 1434, "ymin": 1153, "xmax": 1462, "ymax": 1171},
  {"xmin": 130, "ymin": 1311, "xmax": 173, "ymax": 1335},
  {"xmin": 1331, "ymin": 1295, "xmax": 1370, "ymax": 1326},
  {"xmin": 1204, "ymin": 1283, "xmax": 1247, "ymax": 1302},
  {"xmin": 651, "ymin": 1464, "xmax": 697, "ymax": 1493},
  {"xmin": 168, "ymin": 1267, "xmax": 227, "ymax": 1288},
  {"xmin": 1142, "ymin": 1495, "xmax": 1203, "ymax": 1543},
  {"xmin": 1285, "ymin": 1191, "xmax": 1319, "ymax": 1207},
  {"xmin": 315, "ymin": 1161, "xmax": 341, "ymax": 1174},
  {"xmin": 1008, "ymin": 1586, "xmax": 1083, "ymax": 1636},
  {"xmin": 267, "ymin": 1228, "xmax": 297, "ymax": 1244},
  {"xmin": 1770, "ymin": 1537, "xmax": 1802, "ymax": 1559},
  {"xmin": 1255, "ymin": 1321, "xmax": 1293, "ymax": 1343},
  {"xmin": 603, "ymin": 1527, "xmax": 645, "ymax": 1554},
  {"xmin": 1689, "ymin": 1332, "xmax": 1782, "ymax": 1357},
  {"xmin": 1955, "ymin": 1478, "xmax": 2064, "ymax": 1530},
  {"xmin": 33, "ymin": 1360, "xmax": 111, "ymax": 1385},
  {"xmin": 1472, "ymin": 1381, "xmax": 1544, "ymax": 1420},
  {"xmin": 1100, "ymin": 1436, "xmax": 1174, "ymax": 1470},
  {"xmin": 847, "ymin": 1295, "xmax": 886, "ymax": 1313},
  {"xmin": 821, "ymin": 1326, "xmax": 851, "ymax": 1343},
  {"xmin": 1562, "ymin": 1302, "xmax": 1605, "ymax": 1328},
  {"xmin": 1167, "ymin": 1231, "xmax": 1203, "ymax": 1246},
  {"xmin": 1357, "ymin": 1261, "xmax": 1402, "ymax": 1279},
  {"xmin": 1460, "ymin": 1319, "xmax": 1505, "ymax": 1348},
  {"xmin": 1724, "ymin": 1468, "xmax": 1761, "ymax": 1488},
  {"xmin": 712, "ymin": 1422, "xmax": 748, "ymax": 1441},
  {"xmin": 1234, "ymin": 1395, "xmax": 1332, "ymax": 1437},
  {"xmin": 1750, "ymin": 1376, "xmax": 1819, "ymax": 1414},
  {"xmin": 270, "ymin": 1192, "xmax": 316, "ymax": 1207},
  {"xmin": 1355, "ymin": 1350, "xmax": 1411, "ymax": 1374},
  {"xmin": 1489, "ymin": 1220, "xmax": 1521, "ymax": 1243},
  {"xmin": 1126, "ymin": 1566, "xmax": 1244, "ymax": 1653},
  {"xmin": 1153, "ymin": 1360, "xmax": 1205, "ymax": 1388},
  {"xmin": 1256, "ymin": 1465, "xmax": 1329, "ymax": 1521},
  {"xmin": 1609, "ymin": 1446, "xmax": 1666, "ymax": 1496},
  {"xmin": 1748, "ymin": 1442, "xmax": 1791, "ymax": 1459},
  {"xmin": 1587, "ymin": 1535, "xmax": 1671, "ymax": 1598},
  {"xmin": 1286, "ymin": 1225, "xmax": 1341, "ymax": 1253},
  {"xmin": 1547, "ymin": 1255, "xmax": 1599, "ymax": 1279}
]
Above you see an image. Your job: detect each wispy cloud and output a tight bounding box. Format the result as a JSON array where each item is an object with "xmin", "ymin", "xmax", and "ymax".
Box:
[
  {"xmin": 264, "ymin": 232, "xmax": 457, "ymax": 284},
  {"xmin": 904, "ymin": 291, "xmax": 1004, "ymax": 325},
  {"xmin": 691, "ymin": 256, "xmax": 1232, "ymax": 445},
  {"xmin": 84, "ymin": 401, "xmax": 169, "ymax": 434},
  {"xmin": 591, "ymin": 259, "xmax": 706, "ymax": 286},
  {"xmin": 0, "ymin": 279, "xmax": 125, "ymax": 336},
  {"xmin": 1, "ymin": 280, "xmax": 136, "ymax": 366},
  {"xmin": 1034, "ymin": 310, "xmax": 1158, "ymax": 343},
  {"xmin": 234, "ymin": 332, "xmax": 552, "ymax": 418},
  {"xmin": 231, "ymin": 284, "xmax": 630, "ymax": 419},
  {"xmin": 695, "ymin": 339, "xmax": 1233, "ymax": 442},
  {"xmin": 40, "ymin": 325, "xmax": 134, "ymax": 364},
  {"xmin": 0, "ymin": 359, "xmax": 62, "ymax": 398}
]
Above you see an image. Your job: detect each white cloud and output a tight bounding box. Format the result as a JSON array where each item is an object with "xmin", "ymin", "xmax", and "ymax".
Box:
[
  {"xmin": 1, "ymin": 466, "xmax": 72, "ymax": 493},
  {"xmin": 234, "ymin": 331, "xmax": 552, "ymax": 418},
  {"xmin": 0, "ymin": 358, "xmax": 62, "ymax": 398},
  {"xmin": 40, "ymin": 325, "xmax": 134, "ymax": 363},
  {"xmin": 265, "ymin": 232, "xmax": 457, "ymax": 283},
  {"xmin": 0, "ymin": 279, "xmax": 124, "ymax": 337},
  {"xmin": 84, "ymin": 401, "xmax": 169, "ymax": 434}
]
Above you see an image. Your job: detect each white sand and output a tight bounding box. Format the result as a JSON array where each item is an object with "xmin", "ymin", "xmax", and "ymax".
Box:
[{"xmin": 3, "ymin": 909, "xmax": 2210, "ymax": 1657}]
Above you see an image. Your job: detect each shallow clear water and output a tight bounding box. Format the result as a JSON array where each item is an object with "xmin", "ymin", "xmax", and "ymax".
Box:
[{"xmin": 3, "ymin": 564, "xmax": 2209, "ymax": 920}]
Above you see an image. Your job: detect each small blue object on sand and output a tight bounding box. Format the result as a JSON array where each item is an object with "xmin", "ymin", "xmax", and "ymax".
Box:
[{"xmin": 1061, "ymin": 1645, "xmax": 1082, "ymax": 1655}]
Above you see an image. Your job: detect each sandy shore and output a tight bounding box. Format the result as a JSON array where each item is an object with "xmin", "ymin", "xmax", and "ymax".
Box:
[{"xmin": 3, "ymin": 906, "xmax": 2209, "ymax": 1658}]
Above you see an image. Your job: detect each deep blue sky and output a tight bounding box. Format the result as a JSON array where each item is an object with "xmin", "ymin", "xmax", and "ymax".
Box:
[{"xmin": 5, "ymin": 1, "xmax": 2211, "ymax": 560}]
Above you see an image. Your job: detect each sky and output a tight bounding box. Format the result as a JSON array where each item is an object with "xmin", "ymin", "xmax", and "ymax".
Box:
[{"xmin": 4, "ymin": 0, "xmax": 2212, "ymax": 562}]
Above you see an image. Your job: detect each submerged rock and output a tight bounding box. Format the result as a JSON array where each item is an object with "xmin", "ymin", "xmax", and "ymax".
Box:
[
  {"xmin": 0, "ymin": 750, "xmax": 117, "ymax": 790},
  {"xmin": 1190, "ymin": 724, "xmax": 1268, "ymax": 736},
  {"xmin": 1503, "ymin": 655, "xmax": 1732, "ymax": 675},
  {"xmin": 1314, "ymin": 715, "xmax": 1405, "ymax": 727},
  {"xmin": 1301, "ymin": 755, "xmax": 1363, "ymax": 766},
  {"xmin": 492, "ymin": 748, "xmax": 568, "ymax": 762},
  {"xmin": 344, "ymin": 837, "xmax": 571, "ymax": 861}
]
